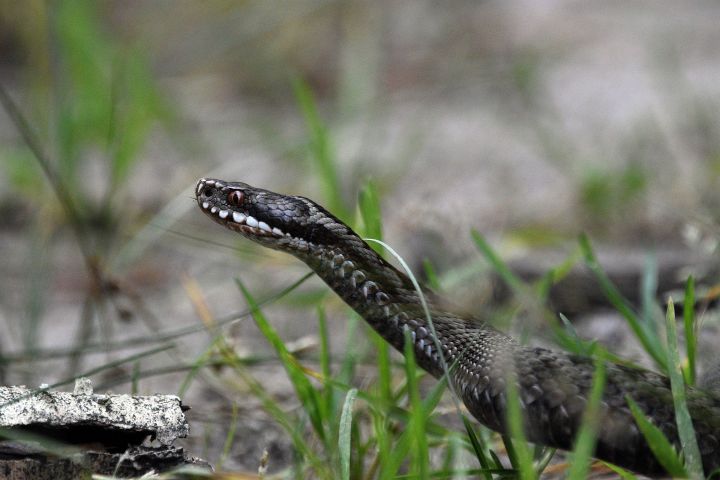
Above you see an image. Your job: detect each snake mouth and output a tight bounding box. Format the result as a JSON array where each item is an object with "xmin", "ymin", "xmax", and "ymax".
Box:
[{"xmin": 196, "ymin": 178, "xmax": 287, "ymax": 240}]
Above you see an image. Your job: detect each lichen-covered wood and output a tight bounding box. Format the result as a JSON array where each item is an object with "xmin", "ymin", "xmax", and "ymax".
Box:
[
  {"xmin": 0, "ymin": 379, "xmax": 205, "ymax": 478},
  {"xmin": 0, "ymin": 381, "xmax": 188, "ymax": 445}
]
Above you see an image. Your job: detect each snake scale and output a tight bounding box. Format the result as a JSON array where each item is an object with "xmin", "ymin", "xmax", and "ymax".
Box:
[{"xmin": 196, "ymin": 178, "xmax": 720, "ymax": 477}]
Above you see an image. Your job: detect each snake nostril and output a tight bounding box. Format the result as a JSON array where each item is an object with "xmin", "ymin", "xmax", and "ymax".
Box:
[{"xmin": 201, "ymin": 186, "xmax": 214, "ymax": 198}]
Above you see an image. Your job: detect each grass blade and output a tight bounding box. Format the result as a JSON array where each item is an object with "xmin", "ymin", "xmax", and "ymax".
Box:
[
  {"xmin": 381, "ymin": 374, "xmax": 452, "ymax": 478},
  {"xmin": 226, "ymin": 352, "xmax": 325, "ymax": 474},
  {"xmin": 403, "ymin": 328, "xmax": 429, "ymax": 479},
  {"xmin": 626, "ymin": 396, "xmax": 686, "ymax": 477},
  {"xmin": 363, "ymin": 239, "xmax": 450, "ymax": 378},
  {"xmin": 292, "ymin": 77, "xmax": 348, "ymax": 221},
  {"xmin": 578, "ymin": 234, "xmax": 667, "ymax": 371},
  {"xmin": 358, "ymin": 179, "xmax": 383, "ymax": 248},
  {"xmin": 536, "ymin": 246, "xmax": 582, "ymax": 302},
  {"xmin": 534, "ymin": 447, "xmax": 557, "ymax": 475},
  {"xmin": 339, "ymin": 388, "xmax": 358, "ymax": 480},
  {"xmin": 504, "ymin": 373, "xmax": 537, "ymax": 480},
  {"xmin": 218, "ymin": 402, "xmax": 239, "ymax": 470},
  {"xmin": 236, "ymin": 278, "xmax": 327, "ymax": 446},
  {"xmin": 317, "ymin": 304, "xmax": 336, "ymax": 424},
  {"xmin": 178, "ymin": 343, "xmax": 214, "ymax": 397},
  {"xmin": 461, "ymin": 416, "xmax": 495, "ymax": 480},
  {"xmin": 422, "ymin": 258, "xmax": 441, "ymax": 291},
  {"xmin": 568, "ymin": 355, "xmax": 606, "ymax": 479},
  {"xmin": 683, "ymin": 276, "xmax": 697, "ymax": 385},
  {"xmin": 665, "ymin": 298, "xmax": 704, "ymax": 478},
  {"xmin": 357, "ymin": 180, "xmax": 393, "ymax": 403},
  {"xmin": 601, "ymin": 462, "xmax": 640, "ymax": 479},
  {"xmin": 640, "ymin": 254, "xmax": 663, "ymax": 340},
  {"xmin": 470, "ymin": 230, "xmax": 526, "ymax": 293}
]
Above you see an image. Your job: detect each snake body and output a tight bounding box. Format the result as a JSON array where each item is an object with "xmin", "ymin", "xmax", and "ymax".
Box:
[{"xmin": 196, "ymin": 178, "xmax": 720, "ymax": 476}]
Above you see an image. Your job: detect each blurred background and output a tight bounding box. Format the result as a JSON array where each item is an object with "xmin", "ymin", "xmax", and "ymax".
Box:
[{"xmin": 1, "ymin": 0, "xmax": 719, "ymax": 474}]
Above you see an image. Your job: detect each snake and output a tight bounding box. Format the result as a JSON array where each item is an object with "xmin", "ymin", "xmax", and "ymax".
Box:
[{"xmin": 195, "ymin": 177, "xmax": 720, "ymax": 477}]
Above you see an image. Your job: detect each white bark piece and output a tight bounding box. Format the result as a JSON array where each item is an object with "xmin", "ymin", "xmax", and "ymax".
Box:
[{"xmin": 0, "ymin": 379, "xmax": 188, "ymax": 446}]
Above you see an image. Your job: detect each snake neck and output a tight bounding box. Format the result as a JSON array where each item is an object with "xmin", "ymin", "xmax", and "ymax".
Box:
[{"xmin": 296, "ymin": 238, "xmax": 510, "ymax": 377}]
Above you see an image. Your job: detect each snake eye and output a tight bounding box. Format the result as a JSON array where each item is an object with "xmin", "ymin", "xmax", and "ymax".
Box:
[{"xmin": 227, "ymin": 190, "xmax": 244, "ymax": 206}]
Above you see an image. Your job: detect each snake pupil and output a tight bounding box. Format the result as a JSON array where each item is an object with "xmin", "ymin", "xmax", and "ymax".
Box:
[{"xmin": 227, "ymin": 190, "xmax": 243, "ymax": 206}]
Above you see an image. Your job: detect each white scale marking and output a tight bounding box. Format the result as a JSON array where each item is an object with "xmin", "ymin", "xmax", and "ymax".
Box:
[
  {"xmin": 246, "ymin": 216, "xmax": 259, "ymax": 228},
  {"xmin": 219, "ymin": 210, "xmax": 229, "ymax": 219},
  {"xmin": 233, "ymin": 212, "xmax": 246, "ymax": 223},
  {"xmin": 258, "ymin": 221, "xmax": 271, "ymax": 233}
]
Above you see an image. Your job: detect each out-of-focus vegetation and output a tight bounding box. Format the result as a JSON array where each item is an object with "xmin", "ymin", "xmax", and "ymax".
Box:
[{"xmin": 2, "ymin": 1, "xmax": 169, "ymax": 213}]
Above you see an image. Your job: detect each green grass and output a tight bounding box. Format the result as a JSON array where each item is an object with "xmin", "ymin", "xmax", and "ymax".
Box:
[
  {"xmin": 665, "ymin": 299, "xmax": 704, "ymax": 479},
  {"xmin": 294, "ymin": 77, "xmax": 350, "ymax": 222},
  {"xmin": 579, "ymin": 234, "xmax": 669, "ymax": 371},
  {"xmin": 567, "ymin": 355, "xmax": 606, "ymax": 480}
]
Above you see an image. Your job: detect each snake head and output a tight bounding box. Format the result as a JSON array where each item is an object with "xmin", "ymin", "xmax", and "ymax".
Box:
[{"xmin": 195, "ymin": 178, "xmax": 349, "ymax": 253}]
